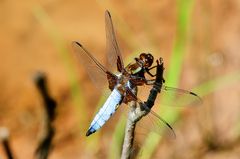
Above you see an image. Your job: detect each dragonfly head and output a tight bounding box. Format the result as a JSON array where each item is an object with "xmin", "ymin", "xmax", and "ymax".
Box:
[{"xmin": 139, "ymin": 53, "xmax": 154, "ymax": 68}]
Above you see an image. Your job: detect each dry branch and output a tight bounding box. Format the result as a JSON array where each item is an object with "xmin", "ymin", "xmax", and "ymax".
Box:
[
  {"xmin": 121, "ymin": 59, "xmax": 165, "ymax": 159},
  {"xmin": 34, "ymin": 72, "xmax": 56, "ymax": 159},
  {"xmin": 0, "ymin": 127, "xmax": 14, "ymax": 159}
]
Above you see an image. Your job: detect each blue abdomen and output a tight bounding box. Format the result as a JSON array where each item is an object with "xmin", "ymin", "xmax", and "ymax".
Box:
[{"xmin": 86, "ymin": 89, "xmax": 122, "ymax": 136}]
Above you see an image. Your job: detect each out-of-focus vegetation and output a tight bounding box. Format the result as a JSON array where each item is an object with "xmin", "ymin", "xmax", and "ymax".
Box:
[{"xmin": 0, "ymin": 0, "xmax": 240, "ymax": 159}]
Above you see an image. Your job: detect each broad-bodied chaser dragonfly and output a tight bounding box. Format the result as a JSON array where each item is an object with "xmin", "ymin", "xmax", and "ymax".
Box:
[{"xmin": 72, "ymin": 10, "xmax": 201, "ymax": 137}]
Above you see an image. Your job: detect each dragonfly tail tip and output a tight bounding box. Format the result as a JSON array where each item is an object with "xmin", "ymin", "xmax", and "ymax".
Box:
[{"xmin": 86, "ymin": 129, "xmax": 96, "ymax": 136}]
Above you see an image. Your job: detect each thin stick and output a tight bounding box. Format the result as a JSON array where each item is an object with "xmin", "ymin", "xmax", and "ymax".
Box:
[
  {"xmin": 121, "ymin": 59, "xmax": 165, "ymax": 159},
  {"xmin": 34, "ymin": 72, "xmax": 56, "ymax": 159},
  {"xmin": 121, "ymin": 97, "xmax": 149, "ymax": 159},
  {"xmin": 0, "ymin": 127, "xmax": 14, "ymax": 159},
  {"xmin": 121, "ymin": 100, "xmax": 137, "ymax": 159}
]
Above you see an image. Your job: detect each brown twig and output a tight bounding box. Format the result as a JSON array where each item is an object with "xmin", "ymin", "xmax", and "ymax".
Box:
[
  {"xmin": 121, "ymin": 59, "xmax": 165, "ymax": 159},
  {"xmin": 121, "ymin": 96, "xmax": 137, "ymax": 159},
  {"xmin": 34, "ymin": 72, "xmax": 56, "ymax": 159},
  {"xmin": 121, "ymin": 100, "xmax": 149, "ymax": 159},
  {"xmin": 0, "ymin": 127, "xmax": 14, "ymax": 159}
]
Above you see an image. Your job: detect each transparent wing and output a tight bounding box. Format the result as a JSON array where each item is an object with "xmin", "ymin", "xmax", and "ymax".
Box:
[
  {"xmin": 124, "ymin": 86, "xmax": 176, "ymax": 139},
  {"xmin": 72, "ymin": 41, "xmax": 110, "ymax": 90},
  {"xmin": 138, "ymin": 84, "xmax": 202, "ymax": 107},
  {"xmin": 121, "ymin": 101, "xmax": 175, "ymax": 139},
  {"xmin": 160, "ymin": 85, "xmax": 202, "ymax": 107},
  {"xmin": 136, "ymin": 104, "xmax": 176, "ymax": 139},
  {"xmin": 105, "ymin": 10, "xmax": 124, "ymax": 72},
  {"xmin": 133, "ymin": 86, "xmax": 202, "ymax": 139}
]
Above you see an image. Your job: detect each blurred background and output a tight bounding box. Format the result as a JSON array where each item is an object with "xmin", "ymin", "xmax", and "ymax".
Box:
[{"xmin": 0, "ymin": 0, "xmax": 240, "ymax": 158}]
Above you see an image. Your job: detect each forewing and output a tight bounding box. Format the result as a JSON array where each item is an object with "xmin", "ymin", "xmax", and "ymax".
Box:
[
  {"xmin": 72, "ymin": 41, "xmax": 109, "ymax": 90},
  {"xmin": 105, "ymin": 10, "xmax": 124, "ymax": 72}
]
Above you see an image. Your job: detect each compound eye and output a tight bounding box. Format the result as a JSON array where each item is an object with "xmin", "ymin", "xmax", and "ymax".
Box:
[
  {"xmin": 146, "ymin": 54, "xmax": 154, "ymax": 67},
  {"xmin": 147, "ymin": 54, "xmax": 153, "ymax": 60},
  {"xmin": 140, "ymin": 53, "xmax": 147, "ymax": 59}
]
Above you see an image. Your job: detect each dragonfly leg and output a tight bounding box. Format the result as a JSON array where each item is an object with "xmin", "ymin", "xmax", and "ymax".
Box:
[
  {"xmin": 122, "ymin": 88, "xmax": 138, "ymax": 104},
  {"xmin": 145, "ymin": 79, "xmax": 155, "ymax": 85},
  {"xmin": 146, "ymin": 65, "xmax": 157, "ymax": 77},
  {"xmin": 145, "ymin": 58, "xmax": 164, "ymax": 77}
]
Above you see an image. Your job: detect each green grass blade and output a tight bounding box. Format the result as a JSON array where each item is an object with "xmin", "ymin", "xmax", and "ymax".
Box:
[
  {"xmin": 108, "ymin": 115, "xmax": 126, "ymax": 159},
  {"xmin": 166, "ymin": 0, "xmax": 195, "ymax": 86},
  {"xmin": 32, "ymin": 5, "xmax": 101, "ymax": 150},
  {"xmin": 196, "ymin": 71, "xmax": 240, "ymax": 96},
  {"xmin": 139, "ymin": 0, "xmax": 195, "ymax": 158},
  {"xmin": 33, "ymin": 5, "xmax": 85, "ymax": 119}
]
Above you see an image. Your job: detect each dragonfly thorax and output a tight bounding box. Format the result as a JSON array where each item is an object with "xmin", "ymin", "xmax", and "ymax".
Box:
[
  {"xmin": 125, "ymin": 53, "xmax": 154, "ymax": 76},
  {"xmin": 116, "ymin": 73, "xmax": 131, "ymax": 94}
]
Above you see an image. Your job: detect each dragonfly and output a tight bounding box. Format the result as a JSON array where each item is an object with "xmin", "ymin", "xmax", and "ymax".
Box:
[{"xmin": 72, "ymin": 10, "xmax": 201, "ymax": 137}]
